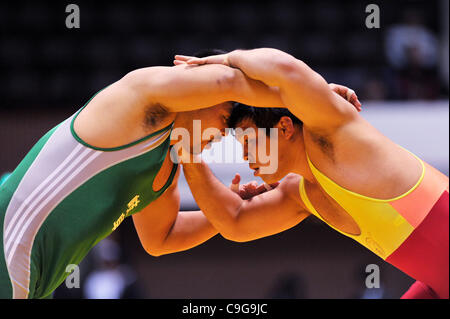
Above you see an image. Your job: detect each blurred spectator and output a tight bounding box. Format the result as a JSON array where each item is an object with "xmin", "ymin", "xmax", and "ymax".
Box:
[
  {"xmin": 266, "ymin": 272, "xmax": 308, "ymax": 299},
  {"xmin": 83, "ymin": 237, "xmax": 142, "ymax": 299},
  {"xmin": 385, "ymin": 10, "xmax": 441, "ymax": 99}
]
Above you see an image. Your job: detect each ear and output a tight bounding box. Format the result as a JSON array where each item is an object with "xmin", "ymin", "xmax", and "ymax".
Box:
[{"xmin": 275, "ymin": 116, "xmax": 296, "ymax": 140}]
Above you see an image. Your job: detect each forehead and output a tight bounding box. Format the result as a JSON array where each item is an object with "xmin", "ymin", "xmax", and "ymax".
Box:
[{"xmin": 234, "ymin": 119, "xmax": 259, "ymax": 140}]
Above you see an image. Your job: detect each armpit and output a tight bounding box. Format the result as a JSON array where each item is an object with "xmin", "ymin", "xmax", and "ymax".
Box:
[
  {"xmin": 143, "ymin": 103, "xmax": 170, "ymax": 129},
  {"xmin": 307, "ymin": 130, "xmax": 335, "ymax": 161}
]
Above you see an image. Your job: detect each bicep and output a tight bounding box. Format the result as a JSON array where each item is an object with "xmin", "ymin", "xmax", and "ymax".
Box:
[
  {"xmin": 144, "ymin": 64, "xmax": 237, "ymax": 112},
  {"xmin": 164, "ymin": 210, "xmax": 214, "ymax": 239},
  {"xmin": 132, "ymin": 64, "xmax": 285, "ymax": 112},
  {"xmin": 132, "ymin": 182, "xmax": 180, "ymax": 250}
]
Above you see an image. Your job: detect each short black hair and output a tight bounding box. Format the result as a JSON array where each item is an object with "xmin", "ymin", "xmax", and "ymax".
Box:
[
  {"xmin": 227, "ymin": 103, "xmax": 303, "ymax": 135},
  {"xmin": 193, "ymin": 48, "xmax": 227, "ymax": 58}
]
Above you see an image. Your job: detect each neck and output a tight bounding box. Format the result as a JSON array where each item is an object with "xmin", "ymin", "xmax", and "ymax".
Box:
[{"xmin": 289, "ymin": 136, "xmax": 315, "ymax": 183}]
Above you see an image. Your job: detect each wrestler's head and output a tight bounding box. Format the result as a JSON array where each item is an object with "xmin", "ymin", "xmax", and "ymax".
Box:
[
  {"xmin": 171, "ymin": 49, "xmax": 232, "ymax": 155},
  {"xmin": 228, "ymin": 104, "xmax": 306, "ymax": 184},
  {"xmin": 172, "ymin": 101, "xmax": 232, "ymax": 154}
]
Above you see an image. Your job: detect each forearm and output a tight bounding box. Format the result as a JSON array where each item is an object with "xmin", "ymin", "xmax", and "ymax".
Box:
[
  {"xmin": 229, "ymin": 49, "xmax": 355, "ymax": 128},
  {"xmin": 124, "ymin": 65, "xmax": 232, "ymax": 112},
  {"xmin": 183, "ymin": 162, "xmax": 309, "ymax": 242},
  {"xmin": 133, "ymin": 175, "xmax": 217, "ymax": 257},
  {"xmin": 227, "ymin": 68, "xmax": 285, "ymax": 108},
  {"xmin": 156, "ymin": 210, "xmax": 218, "ymax": 256},
  {"xmin": 182, "ymin": 161, "xmax": 244, "ymax": 238},
  {"xmin": 125, "ymin": 64, "xmax": 283, "ymax": 113},
  {"xmin": 134, "ymin": 208, "xmax": 218, "ymax": 257},
  {"xmin": 228, "ymin": 48, "xmax": 301, "ymax": 88}
]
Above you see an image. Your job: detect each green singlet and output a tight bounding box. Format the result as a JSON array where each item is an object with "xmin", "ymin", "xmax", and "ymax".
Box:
[{"xmin": 0, "ymin": 90, "xmax": 177, "ymax": 298}]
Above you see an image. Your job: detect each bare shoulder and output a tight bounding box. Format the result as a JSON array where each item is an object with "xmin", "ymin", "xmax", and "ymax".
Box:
[
  {"xmin": 124, "ymin": 64, "xmax": 232, "ymax": 87},
  {"xmin": 121, "ymin": 66, "xmax": 170, "ymax": 89},
  {"xmin": 279, "ymin": 173, "xmax": 311, "ymax": 215},
  {"xmin": 278, "ymin": 173, "xmax": 303, "ymax": 203},
  {"xmin": 73, "ymin": 66, "xmax": 175, "ymax": 149}
]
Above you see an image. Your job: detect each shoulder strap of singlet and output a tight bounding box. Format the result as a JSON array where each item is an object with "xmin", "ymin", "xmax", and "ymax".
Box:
[
  {"xmin": 153, "ymin": 147, "xmax": 179, "ymax": 197},
  {"xmin": 305, "ymin": 151, "xmax": 425, "ymax": 203},
  {"xmin": 69, "ymin": 86, "xmax": 175, "ymax": 152},
  {"xmin": 70, "ymin": 117, "xmax": 174, "ymax": 152},
  {"xmin": 298, "ymin": 176, "xmax": 318, "ymax": 216}
]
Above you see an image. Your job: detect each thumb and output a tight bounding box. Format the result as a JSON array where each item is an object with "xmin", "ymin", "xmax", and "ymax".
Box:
[
  {"xmin": 232, "ymin": 173, "xmax": 241, "ymax": 185},
  {"xmin": 230, "ymin": 173, "xmax": 240, "ymax": 193}
]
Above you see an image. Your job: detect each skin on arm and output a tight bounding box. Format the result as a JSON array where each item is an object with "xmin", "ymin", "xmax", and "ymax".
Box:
[
  {"xmin": 74, "ymin": 63, "xmax": 285, "ymax": 148},
  {"xmin": 132, "ymin": 164, "xmax": 284, "ymax": 256},
  {"xmin": 124, "ymin": 64, "xmax": 285, "ymax": 113},
  {"xmin": 132, "ymin": 169, "xmax": 218, "ymax": 257},
  {"xmin": 182, "ymin": 160, "xmax": 310, "ymax": 242}
]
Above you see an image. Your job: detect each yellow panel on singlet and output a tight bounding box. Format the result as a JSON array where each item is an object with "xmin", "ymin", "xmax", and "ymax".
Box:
[{"xmin": 298, "ymin": 154, "xmax": 424, "ymax": 260}]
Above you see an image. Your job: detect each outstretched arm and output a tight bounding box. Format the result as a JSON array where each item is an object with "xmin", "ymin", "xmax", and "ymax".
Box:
[
  {"xmin": 123, "ymin": 64, "xmax": 285, "ymax": 113},
  {"xmin": 74, "ymin": 63, "xmax": 285, "ymax": 149},
  {"xmin": 176, "ymin": 48, "xmax": 361, "ymax": 130},
  {"xmin": 182, "ymin": 160, "xmax": 310, "ymax": 242}
]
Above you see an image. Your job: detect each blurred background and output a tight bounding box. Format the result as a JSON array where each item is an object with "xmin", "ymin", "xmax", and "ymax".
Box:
[{"xmin": 0, "ymin": 0, "xmax": 448, "ymax": 298}]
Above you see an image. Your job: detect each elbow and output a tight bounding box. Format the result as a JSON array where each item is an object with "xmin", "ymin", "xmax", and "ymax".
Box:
[
  {"xmin": 219, "ymin": 227, "xmax": 239, "ymax": 242},
  {"xmin": 221, "ymin": 232, "xmax": 249, "ymax": 243},
  {"xmin": 220, "ymin": 228, "xmax": 253, "ymax": 243},
  {"xmin": 143, "ymin": 246, "xmax": 163, "ymax": 257},
  {"xmin": 217, "ymin": 65, "xmax": 242, "ymax": 96},
  {"xmin": 218, "ymin": 220, "xmax": 250, "ymax": 243},
  {"xmin": 261, "ymin": 48, "xmax": 299, "ymax": 73},
  {"xmin": 141, "ymin": 241, "xmax": 167, "ymax": 257}
]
